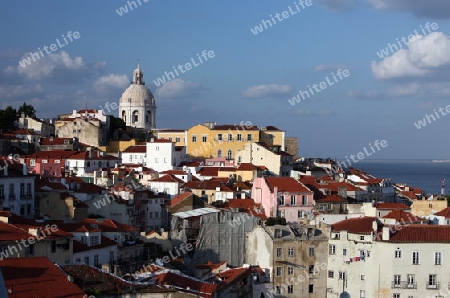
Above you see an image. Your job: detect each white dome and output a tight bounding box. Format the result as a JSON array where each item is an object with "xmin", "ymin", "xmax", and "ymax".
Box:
[{"xmin": 120, "ymin": 84, "xmax": 155, "ymax": 106}]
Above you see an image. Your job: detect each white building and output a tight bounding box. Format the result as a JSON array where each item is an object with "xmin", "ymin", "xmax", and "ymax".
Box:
[
  {"xmin": 146, "ymin": 139, "xmax": 186, "ymax": 172},
  {"xmin": 66, "ymin": 151, "xmax": 121, "ymax": 176},
  {"xmin": 119, "ymin": 65, "xmax": 156, "ymax": 129},
  {"xmin": 121, "ymin": 145, "xmax": 146, "ymax": 165},
  {"xmin": 327, "ymin": 217, "xmax": 450, "ymax": 298},
  {"xmin": 148, "ymin": 174, "xmax": 184, "ymax": 198},
  {"xmin": 0, "ymin": 161, "xmax": 35, "ymax": 218},
  {"xmin": 16, "ymin": 114, "xmax": 55, "ymax": 137}
]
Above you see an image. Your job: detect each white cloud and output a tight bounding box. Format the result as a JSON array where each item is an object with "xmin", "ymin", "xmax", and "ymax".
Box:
[
  {"xmin": 371, "ymin": 32, "xmax": 450, "ymax": 80},
  {"xmin": 94, "ymin": 74, "xmax": 129, "ymax": 92},
  {"xmin": 0, "ymin": 84, "xmax": 44, "ymax": 99},
  {"xmin": 13, "ymin": 51, "xmax": 106, "ymax": 84},
  {"xmin": 317, "ymin": 0, "xmax": 357, "ymax": 11},
  {"xmin": 388, "ymin": 83, "xmax": 421, "ymax": 96},
  {"xmin": 242, "ymin": 84, "xmax": 292, "ymax": 98},
  {"xmin": 314, "ymin": 64, "xmax": 351, "ymax": 72},
  {"xmin": 348, "ymin": 89, "xmax": 386, "ymax": 99},
  {"xmin": 367, "ymin": 0, "xmax": 450, "ymax": 19},
  {"xmin": 156, "ymin": 78, "xmax": 205, "ymax": 98}
]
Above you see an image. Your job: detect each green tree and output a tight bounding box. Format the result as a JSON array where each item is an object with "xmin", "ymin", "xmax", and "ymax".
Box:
[
  {"xmin": 18, "ymin": 102, "xmax": 36, "ymax": 118},
  {"xmin": 109, "ymin": 115, "xmax": 126, "ymax": 134},
  {"xmin": 0, "ymin": 106, "xmax": 17, "ymax": 131}
]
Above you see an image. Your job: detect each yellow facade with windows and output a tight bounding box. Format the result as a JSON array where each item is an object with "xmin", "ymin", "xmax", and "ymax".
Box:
[
  {"xmin": 156, "ymin": 130, "xmax": 187, "ymax": 147},
  {"xmin": 186, "ymin": 123, "xmax": 260, "ymax": 159}
]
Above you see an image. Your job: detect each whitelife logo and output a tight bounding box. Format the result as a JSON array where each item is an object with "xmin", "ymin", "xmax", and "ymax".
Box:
[{"xmin": 18, "ymin": 31, "xmax": 81, "ymax": 68}]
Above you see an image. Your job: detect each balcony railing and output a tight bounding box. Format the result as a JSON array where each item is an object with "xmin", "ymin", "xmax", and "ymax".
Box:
[
  {"xmin": 391, "ymin": 281, "xmax": 402, "ymax": 289},
  {"xmin": 426, "ymin": 282, "xmax": 440, "ymax": 290},
  {"xmin": 403, "ymin": 282, "xmax": 417, "ymax": 289}
]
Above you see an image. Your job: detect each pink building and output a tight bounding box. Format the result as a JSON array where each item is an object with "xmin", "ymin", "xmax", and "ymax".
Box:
[{"xmin": 252, "ymin": 177, "xmax": 314, "ymax": 223}]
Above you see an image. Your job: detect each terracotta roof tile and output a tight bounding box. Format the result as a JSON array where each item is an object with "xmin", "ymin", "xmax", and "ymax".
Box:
[
  {"xmin": 73, "ymin": 236, "xmax": 117, "ymax": 253},
  {"xmin": 151, "ymin": 174, "xmax": 184, "ymax": 183},
  {"xmin": 331, "ymin": 217, "xmax": 378, "ymax": 234},
  {"xmin": 387, "ymin": 225, "xmax": 450, "ymax": 243},
  {"xmin": 0, "ymin": 257, "xmax": 86, "ymax": 298},
  {"xmin": 375, "ymin": 203, "xmax": 410, "ymax": 210},
  {"xmin": 152, "ymin": 271, "xmax": 217, "ymax": 297},
  {"xmin": 264, "ymin": 177, "xmax": 311, "ymax": 193},
  {"xmin": 382, "ymin": 210, "xmax": 427, "ymax": 223},
  {"xmin": 434, "ymin": 207, "xmax": 450, "ymax": 218},
  {"xmin": 123, "ymin": 145, "xmax": 146, "ymax": 153}
]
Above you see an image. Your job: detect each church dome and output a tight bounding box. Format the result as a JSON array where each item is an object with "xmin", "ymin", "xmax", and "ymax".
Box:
[{"xmin": 118, "ymin": 65, "xmax": 157, "ymax": 129}]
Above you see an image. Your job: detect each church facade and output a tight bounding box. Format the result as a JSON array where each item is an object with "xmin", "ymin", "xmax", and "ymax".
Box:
[{"xmin": 119, "ymin": 65, "xmax": 156, "ymax": 130}]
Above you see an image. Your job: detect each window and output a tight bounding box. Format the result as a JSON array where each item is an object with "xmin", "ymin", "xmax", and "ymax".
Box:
[
  {"xmin": 84, "ymin": 256, "xmax": 89, "ymax": 265},
  {"xmin": 329, "ymin": 244, "xmax": 336, "ymax": 255},
  {"xmin": 90, "ymin": 236, "xmax": 100, "ymax": 246},
  {"xmin": 26, "ymin": 244, "xmax": 34, "ymax": 256},
  {"xmin": 30, "ymin": 159, "xmax": 35, "ymax": 166},
  {"xmin": 279, "ymin": 194, "xmax": 284, "ymax": 205},
  {"xmin": 288, "ymin": 247, "xmax": 294, "ymax": 257},
  {"xmin": 308, "ymin": 284, "xmax": 314, "ymax": 293},
  {"xmin": 393, "ymin": 275, "xmax": 401, "ymax": 287},
  {"xmin": 328, "ymin": 270, "xmax": 334, "ymax": 278},
  {"xmin": 155, "ymin": 212, "xmax": 159, "ymax": 218},
  {"xmin": 361, "ymin": 274, "xmax": 365, "ymax": 281},
  {"xmin": 51, "ymin": 240, "xmax": 56, "ymax": 253},
  {"xmin": 309, "ymin": 246, "xmax": 315, "ymax": 257},
  {"xmin": 434, "ymin": 251, "xmax": 442, "ymax": 265},
  {"xmin": 394, "ymin": 249, "xmax": 402, "ymax": 259},
  {"xmin": 202, "ymin": 135, "xmax": 207, "ymax": 142},
  {"xmin": 192, "ymin": 135, "xmax": 197, "ymax": 142},
  {"xmin": 237, "ymin": 134, "xmax": 242, "ymax": 141},
  {"xmin": 275, "ymin": 286, "xmax": 281, "ymax": 295},
  {"xmin": 149, "ymin": 212, "xmax": 153, "ymax": 218},
  {"xmin": 155, "ymin": 158, "xmax": 159, "ymax": 163},
  {"xmin": 302, "ymin": 195, "xmax": 307, "ymax": 205},
  {"xmin": 360, "ymin": 235, "xmax": 365, "ymax": 241},
  {"xmin": 227, "ymin": 150, "xmax": 232, "ymax": 160},
  {"xmin": 393, "ymin": 294, "xmax": 400, "ymax": 298},
  {"xmin": 276, "ymin": 267, "xmax": 282, "ymax": 276},
  {"xmin": 227, "ymin": 134, "xmax": 232, "ymax": 141},
  {"xmin": 176, "ymin": 137, "xmax": 180, "ymax": 142},
  {"xmin": 217, "ymin": 134, "xmax": 222, "ymax": 141},
  {"xmin": 343, "ymin": 248, "xmax": 347, "ymax": 256},
  {"xmin": 428, "ymin": 274, "xmax": 437, "ymax": 287},
  {"xmin": 168, "ymin": 137, "xmax": 172, "ymax": 141},
  {"xmin": 290, "ymin": 195, "xmax": 296, "ymax": 206},
  {"xmin": 81, "ymin": 236, "xmax": 87, "ymax": 244},
  {"xmin": 360, "ymin": 290, "xmax": 365, "ymax": 298},
  {"xmin": 276, "ymin": 247, "xmax": 282, "ymax": 257},
  {"xmin": 247, "ymin": 134, "xmax": 252, "ymax": 141},
  {"xmin": 406, "ymin": 274, "xmax": 415, "ymax": 288},
  {"xmin": 412, "ymin": 251, "xmax": 419, "ymax": 265},
  {"xmin": 164, "ymin": 158, "xmax": 167, "ymax": 163},
  {"xmin": 288, "ymin": 266, "xmax": 294, "ymax": 275},
  {"xmin": 287, "ymin": 285, "xmax": 293, "ymax": 294},
  {"xmin": 339, "ymin": 271, "xmax": 346, "ymax": 280},
  {"xmin": 94, "ymin": 255, "xmax": 99, "ymax": 266},
  {"xmin": 20, "ymin": 183, "xmax": 24, "ymax": 196},
  {"xmin": 156, "ymin": 146, "xmax": 159, "ymax": 151},
  {"xmin": 309, "ymin": 265, "xmax": 315, "ymax": 275}
]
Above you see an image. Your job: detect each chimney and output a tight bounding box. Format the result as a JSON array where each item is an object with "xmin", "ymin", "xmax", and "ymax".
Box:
[
  {"xmin": 241, "ymin": 192, "xmax": 245, "ymax": 199},
  {"xmin": 382, "ymin": 226, "xmax": 390, "ymax": 241}
]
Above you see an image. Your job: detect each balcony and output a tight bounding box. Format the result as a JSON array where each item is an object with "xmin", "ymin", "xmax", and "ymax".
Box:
[
  {"xmin": 426, "ymin": 282, "xmax": 440, "ymax": 290},
  {"xmin": 403, "ymin": 282, "xmax": 417, "ymax": 289},
  {"xmin": 391, "ymin": 281, "xmax": 402, "ymax": 289}
]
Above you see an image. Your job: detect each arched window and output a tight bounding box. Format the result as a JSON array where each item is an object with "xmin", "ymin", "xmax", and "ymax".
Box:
[
  {"xmin": 121, "ymin": 111, "xmax": 126, "ymax": 122},
  {"xmin": 227, "ymin": 150, "xmax": 232, "ymax": 160},
  {"xmin": 217, "ymin": 149, "xmax": 222, "ymax": 158},
  {"xmin": 146, "ymin": 111, "xmax": 151, "ymax": 123},
  {"xmin": 132, "ymin": 110, "xmax": 139, "ymax": 123}
]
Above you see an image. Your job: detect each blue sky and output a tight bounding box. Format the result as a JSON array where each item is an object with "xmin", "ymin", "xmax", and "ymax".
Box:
[{"xmin": 1, "ymin": 0, "xmax": 450, "ymax": 159}]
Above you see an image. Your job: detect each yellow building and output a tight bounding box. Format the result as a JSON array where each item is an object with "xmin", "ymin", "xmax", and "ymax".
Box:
[
  {"xmin": 410, "ymin": 198, "xmax": 448, "ymax": 216},
  {"xmin": 259, "ymin": 126, "xmax": 285, "ymax": 148},
  {"xmin": 186, "ymin": 122, "xmax": 261, "ymax": 159},
  {"xmin": 156, "ymin": 129, "xmax": 187, "ymax": 147}
]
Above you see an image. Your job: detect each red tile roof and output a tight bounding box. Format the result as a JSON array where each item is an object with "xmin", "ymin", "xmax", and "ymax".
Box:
[
  {"xmin": 331, "ymin": 217, "xmax": 378, "ymax": 234},
  {"xmin": 68, "ymin": 151, "xmax": 120, "ymax": 161},
  {"xmin": 151, "ymin": 174, "xmax": 185, "ymax": 183},
  {"xmin": 25, "ymin": 150, "xmax": 78, "ymax": 159},
  {"xmin": 169, "ymin": 192, "xmax": 193, "ymax": 206},
  {"xmin": 152, "ymin": 271, "xmax": 217, "ymax": 297},
  {"xmin": 0, "ymin": 257, "xmax": 86, "ymax": 298},
  {"xmin": 160, "ymin": 170, "xmax": 186, "ymax": 175},
  {"xmin": 225, "ymin": 199, "xmax": 267, "ymax": 220},
  {"xmin": 264, "ymin": 177, "xmax": 311, "ymax": 193},
  {"xmin": 195, "ymin": 260, "xmax": 226, "ymax": 270},
  {"xmin": 434, "ymin": 207, "xmax": 450, "ymax": 218},
  {"xmin": 386, "ymin": 225, "xmax": 450, "ymax": 243},
  {"xmin": 214, "ymin": 267, "xmax": 251, "ymax": 291},
  {"xmin": 237, "ymin": 163, "xmax": 258, "ymax": 171},
  {"xmin": 183, "ymin": 178, "xmax": 231, "ymax": 191},
  {"xmin": 375, "ymin": 203, "xmax": 410, "ymax": 210},
  {"xmin": 123, "ymin": 145, "xmax": 146, "ymax": 153},
  {"xmin": 382, "ymin": 210, "xmax": 427, "ymax": 224},
  {"xmin": 82, "ymin": 218, "xmax": 138, "ymax": 232},
  {"xmin": 316, "ymin": 194, "xmax": 348, "ymax": 203}
]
